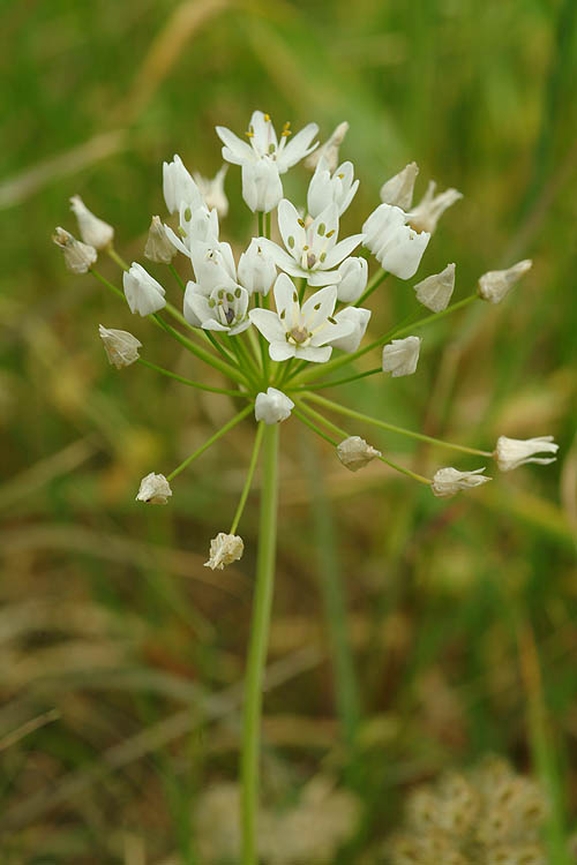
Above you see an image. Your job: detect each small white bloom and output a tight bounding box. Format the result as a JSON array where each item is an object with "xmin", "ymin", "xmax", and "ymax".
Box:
[
  {"xmin": 413, "ymin": 263, "xmax": 456, "ymax": 312},
  {"xmin": 136, "ymin": 472, "xmax": 172, "ymax": 504},
  {"xmin": 408, "ymin": 181, "xmax": 462, "ymax": 234},
  {"xmin": 305, "ymin": 121, "xmax": 349, "ymax": 172},
  {"xmin": 254, "ymin": 387, "xmax": 295, "ymax": 424},
  {"xmin": 52, "ymin": 226, "xmax": 97, "ymax": 274},
  {"xmin": 307, "ymin": 158, "xmax": 359, "ymax": 218},
  {"xmin": 69, "ymin": 195, "xmax": 114, "ymax": 249},
  {"xmin": 335, "ymin": 257, "xmax": 368, "ymax": 303},
  {"xmin": 478, "ymin": 259, "xmax": 532, "ymax": 304},
  {"xmin": 238, "ymin": 238, "xmax": 277, "ymax": 296},
  {"xmin": 216, "ymin": 110, "xmax": 318, "ymax": 213},
  {"xmin": 163, "ymin": 200, "xmax": 220, "ymax": 257},
  {"xmin": 431, "ymin": 467, "xmax": 491, "ymax": 498},
  {"xmin": 123, "ymin": 262, "xmax": 166, "ymax": 316},
  {"xmin": 193, "ymin": 165, "xmax": 229, "ymax": 217},
  {"xmin": 182, "ymin": 239, "xmax": 241, "ymax": 326},
  {"xmin": 204, "ymin": 532, "xmax": 244, "ymax": 570},
  {"xmin": 263, "ymin": 199, "xmax": 364, "ymax": 286},
  {"xmin": 382, "ymin": 336, "xmax": 421, "ymax": 377},
  {"xmin": 187, "ymin": 284, "xmax": 251, "ymax": 335},
  {"xmin": 144, "ymin": 215, "xmax": 176, "ymax": 264},
  {"xmin": 249, "ymin": 274, "xmax": 354, "ymax": 364},
  {"xmin": 163, "ymin": 154, "xmax": 204, "ymax": 214},
  {"xmin": 363, "ymin": 204, "xmax": 430, "ymax": 280},
  {"xmin": 98, "ymin": 324, "xmax": 142, "ymax": 368},
  {"xmin": 327, "ymin": 307, "xmax": 371, "ymax": 353},
  {"xmin": 337, "ymin": 436, "xmax": 381, "ymax": 472},
  {"xmin": 494, "ymin": 435, "xmax": 559, "ymax": 472},
  {"xmin": 379, "ymin": 162, "xmax": 419, "ymax": 211}
]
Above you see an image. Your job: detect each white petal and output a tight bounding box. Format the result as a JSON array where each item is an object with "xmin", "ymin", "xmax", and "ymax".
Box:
[
  {"xmin": 254, "ymin": 388, "xmax": 294, "ymax": 424},
  {"xmin": 382, "ymin": 336, "xmax": 421, "ymax": 377},
  {"xmin": 302, "ymin": 285, "xmax": 337, "ymax": 331},
  {"xmin": 327, "ymin": 307, "xmax": 371, "ymax": 353},
  {"xmin": 277, "ymin": 122, "xmax": 319, "ymax": 171},
  {"xmin": 413, "ymin": 263, "xmax": 456, "ymax": 312}
]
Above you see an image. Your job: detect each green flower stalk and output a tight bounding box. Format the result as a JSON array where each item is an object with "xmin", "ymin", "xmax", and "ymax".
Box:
[{"xmin": 54, "ymin": 109, "xmax": 558, "ymax": 865}]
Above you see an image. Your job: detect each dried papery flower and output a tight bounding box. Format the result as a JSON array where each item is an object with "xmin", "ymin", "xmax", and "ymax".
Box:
[
  {"xmin": 52, "ymin": 226, "xmax": 97, "ymax": 274},
  {"xmin": 98, "ymin": 324, "xmax": 142, "ymax": 368},
  {"xmin": 337, "ymin": 436, "xmax": 381, "ymax": 471},
  {"xmin": 144, "ymin": 215, "xmax": 176, "ymax": 264},
  {"xmin": 204, "ymin": 533, "xmax": 244, "ymax": 570},
  {"xmin": 478, "ymin": 259, "xmax": 532, "ymax": 304},
  {"xmin": 305, "ymin": 120, "xmax": 349, "ymax": 172},
  {"xmin": 69, "ymin": 195, "xmax": 114, "ymax": 249},
  {"xmin": 135, "ymin": 473, "xmax": 172, "ymax": 504},
  {"xmin": 193, "ymin": 165, "xmax": 229, "ymax": 217},
  {"xmin": 494, "ymin": 435, "xmax": 558, "ymax": 472},
  {"xmin": 431, "ymin": 466, "xmax": 491, "ymax": 497},
  {"xmin": 408, "ymin": 181, "xmax": 463, "ymax": 234},
  {"xmin": 414, "ymin": 262, "xmax": 456, "ymax": 312},
  {"xmin": 380, "ymin": 161, "xmax": 419, "ymax": 211},
  {"xmin": 382, "ymin": 336, "xmax": 422, "ymax": 377}
]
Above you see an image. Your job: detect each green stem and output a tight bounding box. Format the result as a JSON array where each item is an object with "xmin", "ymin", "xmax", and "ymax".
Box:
[
  {"xmin": 241, "ymin": 423, "xmax": 279, "ymax": 865},
  {"xmin": 153, "ymin": 316, "xmax": 250, "ymax": 386},
  {"xmin": 354, "ymin": 267, "xmax": 388, "ymax": 307},
  {"xmin": 167, "ymin": 405, "xmax": 253, "ymax": 481},
  {"xmin": 169, "ymin": 263, "xmax": 186, "ymax": 292},
  {"xmin": 306, "ymin": 392, "xmax": 492, "ymax": 457},
  {"xmin": 136, "ymin": 358, "xmax": 247, "ymax": 397},
  {"xmin": 290, "ymin": 367, "xmax": 383, "ymax": 392}
]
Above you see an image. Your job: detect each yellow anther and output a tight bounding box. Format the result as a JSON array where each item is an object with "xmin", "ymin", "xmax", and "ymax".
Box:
[{"xmin": 281, "ymin": 121, "xmax": 292, "ymax": 138}]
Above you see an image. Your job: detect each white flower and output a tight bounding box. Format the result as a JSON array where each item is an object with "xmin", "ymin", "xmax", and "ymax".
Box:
[
  {"xmin": 69, "ymin": 195, "xmax": 114, "ymax": 249},
  {"xmin": 98, "ymin": 324, "xmax": 142, "ymax": 368},
  {"xmin": 163, "ymin": 154, "xmax": 204, "ymax": 214},
  {"xmin": 327, "ymin": 307, "xmax": 371, "ymax": 353},
  {"xmin": 216, "ymin": 110, "xmax": 318, "ymax": 212},
  {"xmin": 193, "ymin": 165, "xmax": 229, "ymax": 217},
  {"xmin": 186, "ymin": 284, "xmax": 251, "ymax": 335},
  {"xmin": 379, "ymin": 162, "xmax": 419, "ymax": 211},
  {"xmin": 382, "ymin": 336, "xmax": 421, "ymax": 377},
  {"xmin": 307, "ymin": 158, "xmax": 359, "ymax": 218},
  {"xmin": 52, "ymin": 227, "xmax": 97, "ymax": 274},
  {"xmin": 305, "ymin": 121, "xmax": 349, "ymax": 172},
  {"xmin": 263, "ymin": 199, "xmax": 364, "ymax": 286},
  {"xmin": 478, "ymin": 259, "xmax": 532, "ymax": 304},
  {"xmin": 136, "ymin": 472, "xmax": 172, "ymax": 504},
  {"xmin": 337, "ymin": 436, "xmax": 381, "ymax": 472},
  {"xmin": 123, "ymin": 262, "xmax": 166, "ymax": 316},
  {"xmin": 408, "ymin": 181, "xmax": 462, "ymax": 234},
  {"xmin": 363, "ymin": 204, "xmax": 430, "ymax": 280},
  {"xmin": 163, "ymin": 199, "xmax": 220, "ymax": 258},
  {"xmin": 144, "ymin": 215, "xmax": 176, "ymax": 264},
  {"xmin": 254, "ymin": 388, "xmax": 295, "ymax": 424},
  {"xmin": 182, "ymin": 239, "xmax": 241, "ymax": 326},
  {"xmin": 494, "ymin": 435, "xmax": 559, "ymax": 472},
  {"xmin": 249, "ymin": 274, "xmax": 354, "ymax": 363},
  {"xmin": 413, "ymin": 263, "xmax": 456, "ymax": 312},
  {"xmin": 335, "ymin": 257, "xmax": 368, "ymax": 303},
  {"xmin": 238, "ymin": 238, "xmax": 277, "ymax": 296},
  {"xmin": 431, "ymin": 467, "xmax": 491, "ymax": 498},
  {"xmin": 204, "ymin": 532, "xmax": 244, "ymax": 570}
]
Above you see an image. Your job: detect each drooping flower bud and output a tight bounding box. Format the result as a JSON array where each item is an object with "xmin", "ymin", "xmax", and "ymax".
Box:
[
  {"xmin": 431, "ymin": 467, "xmax": 491, "ymax": 498},
  {"xmin": 144, "ymin": 215, "xmax": 176, "ymax": 264},
  {"xmin": 136, "ymin": 473, "xmax": 172, "ymax": 504},
  {"xmin": 382, "ymin": 336, "xmax": 421, "ymax": 377},
  {"xmin": 305, "ymin": 121, "xmax": 349, "ymax": 173},
  {"xmin": 379, "ymin": 162, "xmax": 419, "ymax": 211},
  {"xmin": 478, "ymin": 260, "xmax": 532, "ymax": 304},
  {"xmin": 254, "ymin": 387, "xmax": 294, "ymax": 424},
  {"xmin": 335, "ymin": 257, "xmax": 368, "ymax": 303},
  {"xmin": 337, "ymin": 436, "xmax": 381, "ymax": 472},
  {"xmin": 123, "ymin": 262, "xmax": 166, "ymax": 316},
  {"xmin": 363, "ymin": 204, "xmax": 430, "ymax": 280},
  {"xmin": 98, "ymin": 325, "xmax": 142, "ymax": 369},
  {"xmin": 69, "ymin": 195, "xmax": 114, "ymax": 250},
  {"xmin": 204, "ymin": 533, "xmax": 244, "ymax": 570},
  {"xmin": 494, "ymin": 435, "xmax": 558, "ymax": 472},
  {"xmin": 413, "ymin": 263, "xmax": 456, "ymax": 312},
  {"xmin": 52, "ymin": 226, "xmax": 97, "ymax": 274}
]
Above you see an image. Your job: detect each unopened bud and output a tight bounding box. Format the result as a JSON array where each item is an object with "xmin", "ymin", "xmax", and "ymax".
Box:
[
  {"xmin": 98, "ymin": 324, "xmax": 142, "ymax": 369},
  {"xmin": 144, "ymin": 215, "xmax": 176, "ymax": 264},
  {"xmin": 478, "ymin": 260, "xmax": 532, "ymax": 304},
  {"xmin": 69, "ymin": 195, "xmax": 114, "ymax": 249},
  {"xmin": 413, "ymin": 263, "xmax": 456, "ymax": 312},
  {"xmin": 52, "ymin": 226, "xmax": 97, "ymax": 274},
  {"xmin": 337, "ymin": 436, "xmax": 381, "ymax": 472}
]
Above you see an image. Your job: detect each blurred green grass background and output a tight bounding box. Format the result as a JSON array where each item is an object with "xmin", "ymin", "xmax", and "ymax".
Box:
[{"xmin": 1, "ymin": 0, "xmax": 576, "ymax": 862}]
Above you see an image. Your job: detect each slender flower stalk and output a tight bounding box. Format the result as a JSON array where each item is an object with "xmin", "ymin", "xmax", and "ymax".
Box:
[{"xmin": 241, "ymin": 422, "xmax": 279, "ymax": 865}]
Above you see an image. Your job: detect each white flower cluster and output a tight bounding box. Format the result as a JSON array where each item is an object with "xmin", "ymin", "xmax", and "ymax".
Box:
[{"xmin": 55, "ymin": 109, "xmax": 558, "ymax": 567}]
